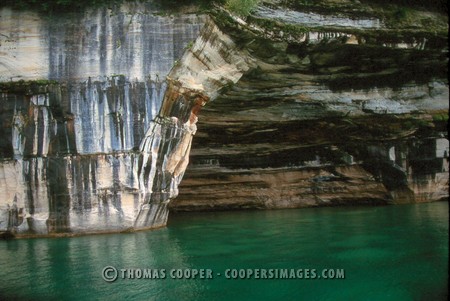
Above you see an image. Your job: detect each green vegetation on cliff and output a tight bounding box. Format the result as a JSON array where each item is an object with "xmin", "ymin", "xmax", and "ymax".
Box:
[
  {"xmin": 1, "ymin": 0, "xmax": 447, "ymax": 23},
  {"xmin": 224, "ymin": 0, "xmax": 260, "ymax": 16},
  {"xmin": 0, "ymin": 0, "xmax": 220, "ymax": 13},
  {"xmin": 1, "ymin": 0, "xmax": 123, "ymax": 12},
  {"xmin": 0, "ymin": 80, "xmax": 58, "ymax": 94},
  {"xmin": 288, "ymin": 0, "xmax": 446, "ymax": 14},
  {"xmin": 0, "ymin": 0, "xmax": 236, "ymax": 13}
]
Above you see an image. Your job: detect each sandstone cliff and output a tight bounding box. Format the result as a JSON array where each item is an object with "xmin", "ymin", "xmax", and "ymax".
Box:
[
  {"xmin": 0, "ymin": 0, "xmax": 448, "ymax": 236},
  {"xmin": 0, "ymin": 2, "xmax": 207, "ymax": 236},
  {"xmin": 169, "ymin": 0, "xmax": 449, "ymax": 211}
]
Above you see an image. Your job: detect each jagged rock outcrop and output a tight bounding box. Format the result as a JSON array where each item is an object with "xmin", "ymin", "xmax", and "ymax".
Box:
[{"xmin": 143, "ymin": 16, "xmax": 253, "ymax": 212}]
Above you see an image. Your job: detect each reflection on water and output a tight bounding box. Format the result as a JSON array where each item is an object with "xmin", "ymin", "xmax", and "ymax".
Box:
[{"xmin": 1, "ymin": 202, "xmax": 448, "ymax": 301}]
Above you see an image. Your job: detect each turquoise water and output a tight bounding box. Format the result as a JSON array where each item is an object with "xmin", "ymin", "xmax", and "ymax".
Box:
[{"xmin": 0, "ymin": 202, "xmax": 448, "ymax": 301}]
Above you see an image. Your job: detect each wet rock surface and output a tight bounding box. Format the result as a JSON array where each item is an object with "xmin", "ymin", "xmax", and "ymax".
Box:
[
  {"xmin": 170, "ymin": 2, "xmax": 448, "ymax": 211},
  {"xmin": 0, "ymin": 0, "xmax": 448, "ymax": 234},
  {"xmin": 0, "ymin": 3, "xmax": 206, "ymax": 236}
]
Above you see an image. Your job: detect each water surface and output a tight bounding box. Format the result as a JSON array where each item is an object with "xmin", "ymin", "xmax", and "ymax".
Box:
[{"xmin": 1, "ymin": 202, "xmax": 448, "ymax": 300}]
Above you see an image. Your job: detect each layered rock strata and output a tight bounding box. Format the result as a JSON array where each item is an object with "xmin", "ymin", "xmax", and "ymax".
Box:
[
  {"xmin": 0, "ymin": 0, "xmax": 448, "ymax": 235},
  {"xmin": 0, "ymin": 3, "xmax": 208, "ymax": 236},
  {"xmin": 170, "ymin": 2, "xmax": 449, "ymax": 211}
]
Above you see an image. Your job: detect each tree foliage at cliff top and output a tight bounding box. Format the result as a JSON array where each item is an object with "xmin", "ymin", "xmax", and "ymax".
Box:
[
  {"xmin": 0, "ymin": 0, "xmax": 446, "ymax": 14},
  {"xmin": 224, "ymin": 0, "xmax": 261, "ymax": 16}
]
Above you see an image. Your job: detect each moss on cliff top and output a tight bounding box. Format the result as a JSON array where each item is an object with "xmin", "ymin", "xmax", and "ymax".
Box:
[
  {"xmin": 1, "ymin": 0, "xmax": 123, "ymax": 13},
  {"xmin": 224, "ymin": 0, "xmax": 261, "ymax": 16},
  {"xmin": 213, "ymin": 7, "xmax": 447, "ymax": 51},
  {"xmin": 0, "ymin": 80, "xmax": 59, "ymax": 94},
  {"xmin": 0, "ymin": 0, "xmax": 225, "ymax": 15},
  {"xmin": 278, "ymin": 0, "xmax": 447, "ymax": 15},
  {"xmin": 265, "ymin": 0, "xmax": 447, "ymax": 32}
]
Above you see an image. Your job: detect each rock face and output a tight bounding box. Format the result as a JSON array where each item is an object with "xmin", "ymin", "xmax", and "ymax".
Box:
[
  {"xmin": 0, "ymin": 3, "xmax": 207, "ymax": 236},
  {"xmin": 0, "ymin": 0, "xmax": 448, "ymax": 235},
  {"xmin": 169, "ymin": 1, "xmax": 449, "ymax": 211},
  {"xmin": 0, "ymin": 4, "xmax": 204, "ymax": 82}
]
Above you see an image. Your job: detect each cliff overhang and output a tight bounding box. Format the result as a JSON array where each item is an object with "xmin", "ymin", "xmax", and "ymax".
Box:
[{"xmin": 0, "ymin": 0, "xmax": 448, "ymax": 237}]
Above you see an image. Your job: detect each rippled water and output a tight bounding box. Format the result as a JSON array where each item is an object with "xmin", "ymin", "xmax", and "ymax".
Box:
[{"xmin": 1, "ymin": 202, "xmax": 448, "ymax": 301}]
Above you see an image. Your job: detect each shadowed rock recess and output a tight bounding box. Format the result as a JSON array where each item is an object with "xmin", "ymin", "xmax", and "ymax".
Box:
[
  {"xmin": 170, "ymin": 1, "xmax": 449, "ymax": 211},
  {"xmin": 0, "ymin": 0, "xmax": 448, "ymax": 236}
]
